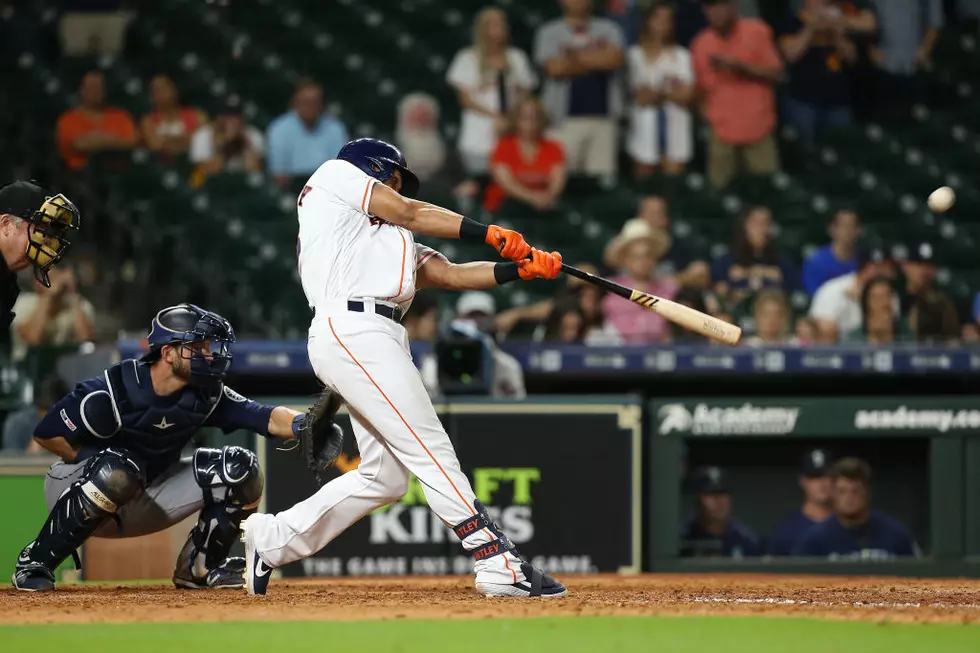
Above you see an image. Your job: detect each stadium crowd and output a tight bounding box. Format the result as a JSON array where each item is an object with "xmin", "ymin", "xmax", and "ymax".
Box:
[{"xmin": 2, "ymin": 0, "xmax": 980, "ymax": 447}]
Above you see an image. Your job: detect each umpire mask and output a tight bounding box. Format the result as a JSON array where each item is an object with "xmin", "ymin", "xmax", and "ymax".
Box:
[{"xmin": 0, "ymin": 182, "xmax": 81, "ymax": 287}]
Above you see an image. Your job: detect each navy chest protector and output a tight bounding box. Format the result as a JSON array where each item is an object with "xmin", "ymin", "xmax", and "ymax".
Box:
[{"xmin": 105, "ymin": 363, "xmax": 218, "ymax": 478}]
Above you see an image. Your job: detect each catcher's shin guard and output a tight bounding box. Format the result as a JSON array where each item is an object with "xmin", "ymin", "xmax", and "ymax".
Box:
[
  {"xmin": 13, "ymin": 448, "xmax": 144, "ymax": 591},
  {"xmin": 173, "ymin": 446, "xmax": 263, "ymax": 589}
]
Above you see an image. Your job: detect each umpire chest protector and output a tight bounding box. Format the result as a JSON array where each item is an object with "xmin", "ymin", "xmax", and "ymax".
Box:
[{"xmin": 103, "ymin": 361, "xmax": 219, "ymax": 476}]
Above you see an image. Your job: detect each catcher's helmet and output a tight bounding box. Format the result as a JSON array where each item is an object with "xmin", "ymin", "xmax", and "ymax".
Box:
[
  {"xmin": 0, "ymin": 181, "xmax": 80, "ymax": 287},
  {"xmin": 140, "ymin": 303, "xmax": 236, "ymax": 392},
  {"xmin": 337, "ymin": 138, "xmax": 420, "ymax": 199}
]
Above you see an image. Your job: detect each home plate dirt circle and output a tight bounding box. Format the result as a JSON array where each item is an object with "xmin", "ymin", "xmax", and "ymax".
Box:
[{"xmin": 3, "ymin": 574, "xmax": 980, "ymax": 625}]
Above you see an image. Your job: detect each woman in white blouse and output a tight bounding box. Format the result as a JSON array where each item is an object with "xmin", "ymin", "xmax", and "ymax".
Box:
[
  {"xmin": 446, "ymin": 6, "xmax": 537, "ymax": 175},
  {"xmin": 626, "ymin": 3, "xmax": 695, "ymax": 180}
]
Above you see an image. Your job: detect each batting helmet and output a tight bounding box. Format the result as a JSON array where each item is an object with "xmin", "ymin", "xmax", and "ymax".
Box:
[
  {"xmin": 140, "ymin": 303, "xmax": 236, "ymax": 392},
  {"xmin": 337, "ymin": 138, "xmax": 420, "ymax": 199}
]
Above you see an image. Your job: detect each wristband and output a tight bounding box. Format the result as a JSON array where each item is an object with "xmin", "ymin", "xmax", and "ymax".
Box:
[
  {"xmin": 459, "ymin": 217, "xmax": 489, "ymax": 242},
  {"xmin": 291, "ymin": 414, "xmax": 305, "ymax": 436},
  {"xmin": 493, "ymin": 262, "xmax": 520, "ymax": 285}
]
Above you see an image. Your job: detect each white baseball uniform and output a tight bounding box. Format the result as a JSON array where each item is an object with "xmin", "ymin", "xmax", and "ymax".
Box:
[{"xmin": 245, "ymin": 159, "xmax": 524, "ymax": 586}]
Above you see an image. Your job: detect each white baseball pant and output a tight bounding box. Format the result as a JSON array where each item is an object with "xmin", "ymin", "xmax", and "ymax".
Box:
[{"xmin": 246, "ymin": 306, "xmax": 522, "ymax": 584}]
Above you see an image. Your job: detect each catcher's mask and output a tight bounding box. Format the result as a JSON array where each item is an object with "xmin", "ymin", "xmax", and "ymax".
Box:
[
  {"xmin": 140, "ymin": 303, "xmax": 236, "ymax": 393},
  {"xmin": 0, "ymin": 181, "xmax": 81, "ymax": 287}
]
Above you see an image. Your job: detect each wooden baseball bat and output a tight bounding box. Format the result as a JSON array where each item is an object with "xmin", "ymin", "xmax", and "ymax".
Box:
[{"xmin": 559, "ymin": 263, "xmax": 742, "ymax": 346}]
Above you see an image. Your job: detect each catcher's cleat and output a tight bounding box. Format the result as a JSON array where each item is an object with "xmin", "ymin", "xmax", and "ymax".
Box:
[
  {"xmin": 241, "ymin": 514, "xmax": 273, "ymax": 596},
  {"xmin": 173, "ymin": 557, "xmax": 246, "ymax": 590},
  {"xmin": 12, "ymin": 551, "xmax": 56, "ymax": 592}
]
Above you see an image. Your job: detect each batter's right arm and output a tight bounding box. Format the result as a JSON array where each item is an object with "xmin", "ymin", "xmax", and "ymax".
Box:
[{"xmin": 368, "ymin": 183, "xmax": 531, "ymax": 261}]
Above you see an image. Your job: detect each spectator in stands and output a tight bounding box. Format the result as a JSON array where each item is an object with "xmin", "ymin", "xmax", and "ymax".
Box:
[
  {"xmin": 676, "ymin": 0, "xmax": 761, "ymax": 47},
  {"xmin": 544, "ymin": 300, "xmax": 588, "ymax": 343},
  {"xmin": 534, "ymin": 0, "xmax": 625, "ymax": 180},
  {"xmin": 711, "ymin": 206, "xmax": 799, "ymax": 309},
  {"xmin": 58, "ymin": 0, "xmax": 131, "ymax": 57},
  {"xmin": 742, "ymin": 289, "xmax": 793, "ymax": 346},
  {"xmin": 794, "ymin": 457, "xmax": 921, "ymax": 558},
  {"xmin": 899, "ymin": 242, "xmax": 941, "ymax": 310},
  {"xmin": 395, "ymin": 93, "xmax": 479, "ymax": 208},
  {"xmin": 189, "ymin": 97, "xmax": 265, "ymax": 186},
  {"xmin": 484, "ymin": 97, "xmax": 567, "ymax": 214},
  {"xmin": 140, "ymin": 74, "xmax": 205, "ymax": 159},
  {"xmin": 11, "ymin": 266, "xmax": 95, "ymax": 362},
  {"xmin": 495, "ymin": 262, "xmax": 621, "ymax": 344},
  {"xmin": 266, "ymin": 79, "xmax": 349, "ymax": 186},
  {"xmin": 902, "ymin": 243, "xmax": 958, "ymax": 343},
  {"xmin": 405, "ymin": 293, "xmax": 441, "ymax": 397},
  {"xmin": 604, "ymin": 195, "xmax": 710, "ymax": 289},
  {"xmin": 803, "ymin": 207, "xmax": 860, "ymax": 295},
  {"xmin": 910, "ymin": 293, "xmax": 960, "ymax": 344},
  {"xmin": 544, "ymin": 287, "xmax": 622, "ymax": 345},
  {"xmin": 778, "ymin": 0, "xmax": 858, "ymax": 143},
  {"xmin": 680, "ymin": 466, "xmax": 762, "ymax": 558},
  {"xmin": 794, "ymin": 316, "xmax": 819, "ymax": 344},
  {"xmin": 871, "ymin": 0, "xmax": 943, "ymax": 117},
  {"xmin": 668, "ymin": 286, "xmax": 716, "ymax": 343},
  {"xmin": 2, "ymin": 375, "xmax": 68, "ymax": 454},
  {"xmin": 602, "ymin": 227, "xmax": 677, "ymax": 343},
  {"xmin": 844, "ymin": 276, "xmax": 911, "ymax": 344},
  {"xmin": 446, "ymin": 7, "xmax": 538, "ymax": 176},
  {"xmin": 809, "ymin": 241, "xmax": 895, "ymax": 342},
  {"xmin": 56, "ymin": 70, "xmax": 138, "ymax": 171},
  {"xmin": 691, "ymin": 0, "xmax": 783, "ymax": 189},
  {"xmin": 769, "ymin": 448, "xmax": 834, "ymax": 556},
  {"xmin": 626, "ymin": 3, "xmax": 695, "ymax": 180},
  {"xmin": 404, "ymin": 293, "xmax": 440, "ymax": 343}
]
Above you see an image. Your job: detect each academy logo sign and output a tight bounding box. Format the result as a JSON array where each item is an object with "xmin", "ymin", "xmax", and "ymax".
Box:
[
  {"xmin": 657, "ymin": 403, "xmax": 801, "ymax": 435},
  {"xmin": 854, "ymin": 407, "xmax": 980, "ymax": 433}
]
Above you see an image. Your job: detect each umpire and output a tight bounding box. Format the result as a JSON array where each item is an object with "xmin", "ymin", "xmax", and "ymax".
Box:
[{"xmin": 0, "ymin": 181, "xmax": 81, "ymax": 340}]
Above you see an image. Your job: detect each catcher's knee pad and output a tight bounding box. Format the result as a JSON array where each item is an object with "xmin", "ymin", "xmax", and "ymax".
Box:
[
  {"xmin": 175, "ymin": 446, "xmax": 264, "ymax": 582},
  {"xmin": 193, "ymin": 445, "xmax": 264, "ymax": 509},
  {"xmin": 23, "ymin": 448, "xmax": 144, "ymax": 570}
]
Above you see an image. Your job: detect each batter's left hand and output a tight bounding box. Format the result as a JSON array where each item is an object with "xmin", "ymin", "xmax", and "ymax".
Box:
[
  {"xmin": 518, "ymin": 249, "xmax": 563, "ymax": 281},
  {"xmin": 486, "ymin": 225, "xmax": 532, "ymax": 261}
]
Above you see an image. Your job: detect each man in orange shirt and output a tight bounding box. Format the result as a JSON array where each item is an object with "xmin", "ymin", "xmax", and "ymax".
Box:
[
  {"xmin": 691, "ymin": 0, "xmax": 783, "ymax": 189},
  {"xmin": 56, "ymin": 71, "xmax": 138, "ymax": 170}
]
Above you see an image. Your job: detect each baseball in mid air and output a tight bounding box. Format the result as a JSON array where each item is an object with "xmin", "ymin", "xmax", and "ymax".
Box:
[{"xmin": 927, "ymin": 186, "xmax": 955, "ymax": 213}]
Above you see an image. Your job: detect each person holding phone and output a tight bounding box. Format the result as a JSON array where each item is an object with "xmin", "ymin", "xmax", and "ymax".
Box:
[{"xmin": 690, "ymin": 0, "xmax": 783, "ymax": 189}]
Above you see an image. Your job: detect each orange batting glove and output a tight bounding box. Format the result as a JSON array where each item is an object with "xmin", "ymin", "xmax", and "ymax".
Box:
[
  {"xmin": 518, "ymin": 249, "xmax": 563, "ymax": 281},
  {"xmin": 486, "ymin": 224, "xmax": 532, "ymax": 261}
]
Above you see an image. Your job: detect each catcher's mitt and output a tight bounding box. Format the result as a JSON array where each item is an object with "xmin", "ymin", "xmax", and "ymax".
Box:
[{"xmin": 297, "ymin": 387, "xmax": 346, "ymax": 486}]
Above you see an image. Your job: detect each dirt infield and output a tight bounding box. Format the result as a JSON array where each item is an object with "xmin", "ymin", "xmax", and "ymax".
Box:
[{"xmin": 3, "ymin": 574, "xmax": 980, "ymax": 625}]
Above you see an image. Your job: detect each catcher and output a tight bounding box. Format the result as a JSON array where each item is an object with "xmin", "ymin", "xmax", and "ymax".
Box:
[{"xmin": 12, "ymin": 303, "xmax": 344, "ymax": 591}]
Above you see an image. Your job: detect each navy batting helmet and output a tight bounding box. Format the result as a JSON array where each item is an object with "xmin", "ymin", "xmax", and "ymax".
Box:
[
  {"xmin": 140, "ymin": 303, "xmax": 236, "ymax": 392},
  {"xmin": 337, "ymin": 138, "xmax": 420, "ymax": 199}
]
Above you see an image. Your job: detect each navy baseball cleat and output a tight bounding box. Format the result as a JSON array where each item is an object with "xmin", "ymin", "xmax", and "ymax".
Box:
[
  {"xmin": 12, "ymin": 555, "xmax": 56, "ymax": 592},
  {"xmin": 241, "ymin": 515, "xmax": 273, "ymax": 596},
  {"xmin": 476, "ymin": 562, "xmax": 568, "ymax": 598},
  {"xmin": 173, "ymin": 557, "xmax": 246, "ymax": 590}
]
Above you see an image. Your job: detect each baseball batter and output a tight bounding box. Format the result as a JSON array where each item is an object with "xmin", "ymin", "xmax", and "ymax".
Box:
[{"xmin": 242, "ymin": 138, "xmax": 567, "ymax": 598}]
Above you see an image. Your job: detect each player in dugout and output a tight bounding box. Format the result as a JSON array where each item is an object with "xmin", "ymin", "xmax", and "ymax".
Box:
[
  {"xmin": 768, "ymin": 448, "xmax": 834, "ymax": 556},
  {"xmin": 680, "ymin": 465, "xmax": 762, "ymax": 558},
  {"xmin": 793, "ymin": 457, "xmax": 921, "ymax": 559}
]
